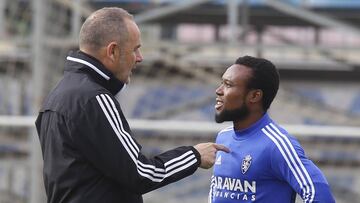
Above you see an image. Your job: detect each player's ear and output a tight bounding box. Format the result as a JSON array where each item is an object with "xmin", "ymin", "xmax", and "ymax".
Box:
[{"xmin": 248, "ymin": 89, "xmax": 263, "ymax": 104}]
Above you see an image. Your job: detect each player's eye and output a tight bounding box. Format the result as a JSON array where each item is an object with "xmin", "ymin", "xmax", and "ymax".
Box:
[{"xmin": 224, "ymin": 82, "xmax": 232, "ymax": 88}]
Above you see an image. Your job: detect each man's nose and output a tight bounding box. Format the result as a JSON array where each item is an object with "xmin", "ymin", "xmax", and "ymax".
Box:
[
  {"xmin": 136, "ymin": 51, "xmax": 143, "ymax": 63},
  {"xmin": 216, "ymin": 86, "xmax": 223, "ymax": 95}
]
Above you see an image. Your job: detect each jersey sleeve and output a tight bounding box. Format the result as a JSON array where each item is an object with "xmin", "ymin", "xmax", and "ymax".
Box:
[
  {"xmin": 69, "ymin": 93, "xmax": 200, "ymax": 194},
  {"xmin": 263, "ymin": 124, "xmax": 335, "ymax": 203}
]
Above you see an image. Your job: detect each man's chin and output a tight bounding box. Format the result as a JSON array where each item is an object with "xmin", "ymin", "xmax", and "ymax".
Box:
[{"xmin": 215, "ymin": 114, "xmax": 225, "ymax": 123}]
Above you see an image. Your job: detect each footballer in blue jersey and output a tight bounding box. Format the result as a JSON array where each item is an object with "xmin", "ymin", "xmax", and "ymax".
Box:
[{"xmin": 210, "ymin": 56, "xmax": 335, "ymax": 203}]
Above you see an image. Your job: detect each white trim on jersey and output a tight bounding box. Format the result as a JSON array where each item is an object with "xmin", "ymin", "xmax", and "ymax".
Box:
[
  {"xmin": 219, "ymin": 126, "xmax": 233, "ymax": 134},
  {"xmin": 262, "ymin": 127, "xmax": 306, "ymax": 199},
  {"xmin": 208, "ymin": 175, "xmax": 216, "ymax": 203},
  {"xmin": 96, "ymin": 94, "xmax": 198, "ymax": 182},
  {"xmin": 66, "ymin": 56, "xmax": 110, "ymax": 80},
  {"xmin": 262, "ymin": 124, "xmax": 315, "ymax": 203},
  {"xmin": 269, "ymin": 123, "xmax": 315, "ymax": 202}
]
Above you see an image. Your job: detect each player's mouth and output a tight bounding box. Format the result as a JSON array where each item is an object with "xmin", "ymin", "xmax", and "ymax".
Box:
[{"xmin": 215, "ymin": 98, "xmax": 223, "ymax": 111}]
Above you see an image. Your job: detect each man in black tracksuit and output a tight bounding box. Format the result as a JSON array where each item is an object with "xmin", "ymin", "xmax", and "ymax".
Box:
[{"xmin": 35, "ymin": 7, "xmax": 228, "ymax": 203}]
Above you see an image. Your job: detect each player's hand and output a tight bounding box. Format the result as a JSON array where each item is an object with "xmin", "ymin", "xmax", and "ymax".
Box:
[{"xmin": 194, "ymin": 142, "xmax": 230, "ymax": 169}]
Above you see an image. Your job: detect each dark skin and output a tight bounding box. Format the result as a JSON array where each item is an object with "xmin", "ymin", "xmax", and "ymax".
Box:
[{"xmin": 215, "ymin": 64, "xmax": 264, "ymax": 131}]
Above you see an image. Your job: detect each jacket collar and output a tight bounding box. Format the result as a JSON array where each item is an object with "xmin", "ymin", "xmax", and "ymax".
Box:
[{"xmin": 65, "ymin": 50, "xmax": 125, "ymax": 95}]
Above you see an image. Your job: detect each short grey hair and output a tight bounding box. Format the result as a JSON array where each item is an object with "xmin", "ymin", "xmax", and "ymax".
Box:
[{"xmin": 79, "ymin": 7, "xmax": 133, "ymax": 50}]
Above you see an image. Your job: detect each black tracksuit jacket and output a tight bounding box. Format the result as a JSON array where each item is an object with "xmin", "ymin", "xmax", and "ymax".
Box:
[{"xmin": 35, "ymin": 50, "xmax": 201, "ymax": 203}]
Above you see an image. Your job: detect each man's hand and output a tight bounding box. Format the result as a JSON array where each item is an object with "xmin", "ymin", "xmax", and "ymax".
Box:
[{"xmin": 194, "ymin": 143, "xmax": 230, "ymax": 169}]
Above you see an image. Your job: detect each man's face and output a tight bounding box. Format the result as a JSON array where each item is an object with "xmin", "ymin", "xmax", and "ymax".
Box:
[
  {"xmin": 114, "ymin": 19, "xmax": 143, "ymax": 84},
  {"xmin": 215, "ymin": 64, "xmax": 252, "ymax": 123}
]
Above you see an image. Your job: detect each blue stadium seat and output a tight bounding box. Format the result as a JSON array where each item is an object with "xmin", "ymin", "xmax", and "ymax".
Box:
[
  {"xmin": 302, "ymin": 117, "xmax": 325, "ymax": 125},
  {"xmin": 350, "ymin": 92, "xmax": 360, "ymax": 115},
  {"xmin": 319, "ymin": 150, "xmax": 359, "ymax": 163},
  {"xmin": 132, "ymin": 85, "xmax": 213, "ymax": 118},
  {"xmin": 0, "ymin": 145, "xmax": 22, "ymax": 155},
  {"xmin": 91, "ymin": 0, "xmax": 360, "ymax": 8},
  {"xmin": 91, "ymin": 0, "xmax": 150, "ymax": 3},
  {"xmin": 295, "ymin": 88, "xmax": 325, "ymax": 104}
]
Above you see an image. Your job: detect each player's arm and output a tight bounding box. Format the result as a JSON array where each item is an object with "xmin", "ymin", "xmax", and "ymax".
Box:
[{"xmin": 265, "ymin": 124, "xmax": 335, "ymax": 203}]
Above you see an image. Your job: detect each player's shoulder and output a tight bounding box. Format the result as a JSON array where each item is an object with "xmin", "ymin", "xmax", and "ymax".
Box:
[
  {"xmin": 218, "ymin": 126, "xmax": 233, "ymax": 135},
  {"xmin": 260, "ymin": 121, "xmax": 291, "ymax": 137},
  {"xmin": 261, "ymin": 122, "xmax": 304, "ymax": 153},
  {"xmin": 216, "ymin": 126, "xmax": 233, "ymax": 142}
]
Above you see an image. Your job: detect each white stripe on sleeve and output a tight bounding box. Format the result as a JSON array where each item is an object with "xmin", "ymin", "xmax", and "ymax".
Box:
[
  {"xmin": 269, "ymin": 123, "xmax": 315, "ymax": 202},
  {"xmin": 96, "ymin": 95, "xmax": 137, "ymax": 164},
  {"xmin": 263, "ymin": 124, "xmax": 315, "ymax": 203},
  {"xmin": 104, "ymin": 94, "xmax": 140, "ymax": 153},
  {"xmin": 96, "ymin": 94, "xmax": 198, "ymax": 182},
  {"xmin": 262, "ymin": 127, "xmax": 306, "ymax": 200},
  {"xmin": 99, "ymin": 94, "xmax": 139, "ymax": 158},
  {"xmin": 265, "ymin": 125, "xmax": 310, "ymax": 201}
]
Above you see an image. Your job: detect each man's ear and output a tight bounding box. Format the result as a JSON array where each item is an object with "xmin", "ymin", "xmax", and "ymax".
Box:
[
  {"xmin": 106, "ymin": 42, "xmax": 118, "ymax": 62},
  {"xmin": 248, "ymin": 89, "xmax": 263, "ymax": 104}
]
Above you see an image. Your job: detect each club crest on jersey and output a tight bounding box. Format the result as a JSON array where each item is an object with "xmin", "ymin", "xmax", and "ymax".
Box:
[{"xmin": 241, "ymin": 155, "xmax": 252, "ymax": 174}]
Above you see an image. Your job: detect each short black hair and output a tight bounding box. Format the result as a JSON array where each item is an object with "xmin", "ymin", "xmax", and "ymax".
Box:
[{"xmin": 235, "ymin": 56, "xmax": 280, "ymax": 111}]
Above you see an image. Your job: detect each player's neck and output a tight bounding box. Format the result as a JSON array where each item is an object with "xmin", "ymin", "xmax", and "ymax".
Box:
[{"xmin": 233, "ymin": 110, "xmax": 264, "ymax": 131}]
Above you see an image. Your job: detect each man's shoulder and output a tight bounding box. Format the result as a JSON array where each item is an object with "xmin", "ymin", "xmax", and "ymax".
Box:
[{"xmin": 41, "ymin": 73, "xmax": 110, "ymax": 114}]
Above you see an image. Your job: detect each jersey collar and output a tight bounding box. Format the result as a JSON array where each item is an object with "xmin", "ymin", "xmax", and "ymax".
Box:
[{"xmin": 233, "ymin": 113, "xmax": 272, "ymax": 140}]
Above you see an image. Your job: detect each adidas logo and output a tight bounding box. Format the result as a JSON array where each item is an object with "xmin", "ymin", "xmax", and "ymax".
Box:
[{"xmin": 215, "ymin": 155, "xmax": 222, "ymax": 165}]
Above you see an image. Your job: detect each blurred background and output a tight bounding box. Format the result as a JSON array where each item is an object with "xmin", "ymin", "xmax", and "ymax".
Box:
[{"xmin": 0, "ymin": 0, "xmax": 360, "ymax": 202}]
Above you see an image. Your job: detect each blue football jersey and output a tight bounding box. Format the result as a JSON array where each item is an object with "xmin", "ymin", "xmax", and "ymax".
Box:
[{"xmin": 209, "ymin": 113, "xmax": 335, "ymax": 203}]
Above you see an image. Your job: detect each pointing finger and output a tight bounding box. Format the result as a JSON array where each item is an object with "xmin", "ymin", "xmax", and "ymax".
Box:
[{"xmin": 214, "ymin": 144, "xmax": 230, "ymax": 153}]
